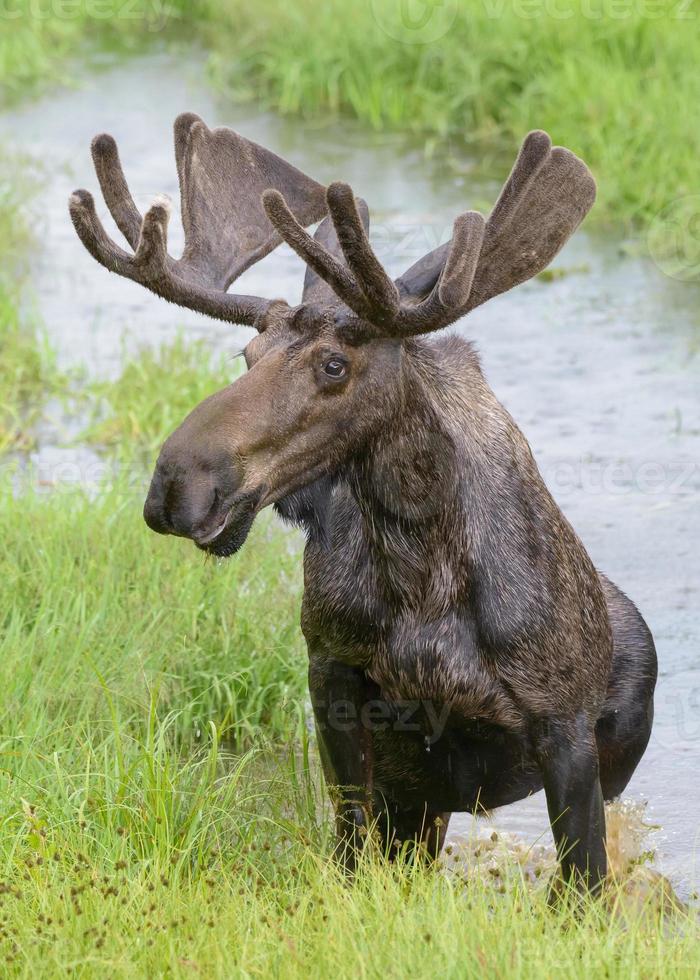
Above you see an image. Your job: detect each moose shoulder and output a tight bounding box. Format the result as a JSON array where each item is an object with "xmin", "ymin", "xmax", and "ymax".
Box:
[{"xmin": 70, "ymin": 116, "xmax": 657, "ymax": 894}]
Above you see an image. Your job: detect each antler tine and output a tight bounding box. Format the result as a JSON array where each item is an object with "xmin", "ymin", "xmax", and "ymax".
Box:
[
  {"xmin": 69, "ymin": 188, "xmax": 269, "ymax": 326},
  {"xmin": 485, "ymin": 129, "xmax": 551, "ymax": 240},
  {"xmin": 69, "ymin": 187, "xmax": 173, "ymax": 286},
  {"xmin": 69, "ymin": 189, "xmax": 139, "ymax": 277},
  {"xmin": 132, "ymin": 194, "xmax": 172, "ymax": 276},
  {"xmin": 262, "ymin": 188, "xmax": 372, "ymax": 317},
  {"xmin": 71, "ymin": 116, "xmax": 336, "ymax": 328},
  {"xmin": 383, "ymin": 210, "xmax": 485, "ymax": 338},
  {"xmin": 91, "ymin": 133, "xmax": 143, "ymax": 251},
  {"xmin": 325, "ymin": 182, "xmax": 400, "ymax": 323},
  {"xmin": 437, "ymin": 210, "xmax": 487, "ymax": 309}
]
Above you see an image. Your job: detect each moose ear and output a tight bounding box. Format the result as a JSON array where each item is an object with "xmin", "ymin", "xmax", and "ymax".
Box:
[{"xmin": 301, "ymin": 197, "xmax": 370, "ymax": 306}]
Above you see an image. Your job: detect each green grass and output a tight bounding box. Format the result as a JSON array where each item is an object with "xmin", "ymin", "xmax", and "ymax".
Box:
[
  {"xmin": 0, "ymin": 152, "xmax": 63, "ymax": 454},
  {"xmin": 81, "ymin": 335, "xmax": 242, "ymax": 462},
  {"xmin": 0, "ymin": 473, "xmax": 697, "ymax": 976},
  {"xmin": 0, "ymin": 338, "xmax": 697, "ymax": 976},
  {"xmin": 0, "ymin": 2, "xmax": 191, "ymax": 106},
  {"xmin": 1, "ymin": 2, "xmax": 700, "ymax": 230},
  {"xmin": 1, "ymin": 825, "xmax": 697, "ymax": 977},
  {"xmin": 201, "ymin": 0, "xmax": 700, "ymax": 231},
  {"xmin": 0, "ymin": 475, "xmax": 306, "ymax": 750}
]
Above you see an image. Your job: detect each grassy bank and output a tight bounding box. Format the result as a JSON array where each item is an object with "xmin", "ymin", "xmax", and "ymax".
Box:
[
  {"xmin": 0, "ymin": 152, "xmax": 61, "ymax": 453},
  {"xmin": 201, "ymin": 0, "xmax": 700, "ymax": 230},
  {"xmin": 1, "ymin": 456, "xmax": 698, "ymax": 976},
  {"xmin": 1, "ymin": 2, "xmax": 700, "ymax": 230}
]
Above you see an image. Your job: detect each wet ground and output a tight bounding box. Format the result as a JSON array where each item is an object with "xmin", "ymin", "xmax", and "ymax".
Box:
[{"xmin": 1, "ymin": 53, "xmax": 698, "ymax": 895}]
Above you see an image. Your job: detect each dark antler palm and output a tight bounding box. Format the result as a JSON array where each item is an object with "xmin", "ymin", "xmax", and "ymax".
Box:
[
  {"xmin": 70, "ymin": 118, "xmax": 595, "ymax": 339},
  {"xmin": 69, "ymin": 113, "xmax": 328, "ymax": 327},
  {"xmin": 263, "ymin": 129, "xmax": 596, "ymax": 338}
]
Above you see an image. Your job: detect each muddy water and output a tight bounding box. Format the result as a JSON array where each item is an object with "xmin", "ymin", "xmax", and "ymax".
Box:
[{"xmin": 1, "ymin": 54, "xmax": 698, "ymax": 896}]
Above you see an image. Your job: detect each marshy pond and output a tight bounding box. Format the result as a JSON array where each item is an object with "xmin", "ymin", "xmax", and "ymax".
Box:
[{"xmin": 2, "ymin": 53, "xmax": 698, "ymax": 897}]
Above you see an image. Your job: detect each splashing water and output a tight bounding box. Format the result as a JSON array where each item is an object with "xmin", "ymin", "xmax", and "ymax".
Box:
[
  {"xmin": 442, "ymin": 801, "xmax": 688, "ymax": 915},
  {"xmin": 605, "ymin": 799, "xmax": 658, "ymax": 877}
]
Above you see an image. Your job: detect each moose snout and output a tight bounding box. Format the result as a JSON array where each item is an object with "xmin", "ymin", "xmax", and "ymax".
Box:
[{"xmin": 143, "ymin": 456, "xmax": 241, "ymax": 544}]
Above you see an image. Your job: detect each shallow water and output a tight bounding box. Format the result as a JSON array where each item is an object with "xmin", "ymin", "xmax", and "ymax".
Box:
[{"xmin": 1, "ymin": 53, "xmax": 698, "ymax": 896}]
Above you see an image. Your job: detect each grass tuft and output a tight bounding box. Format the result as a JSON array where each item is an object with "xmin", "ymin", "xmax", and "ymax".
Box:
[
  {"xmin": 81, "ymin": 335, "xmax": 242, "ymax": 461},
  {"xmin": 199, "ymin": 0, "xmax": 700, "ymax": 231}
]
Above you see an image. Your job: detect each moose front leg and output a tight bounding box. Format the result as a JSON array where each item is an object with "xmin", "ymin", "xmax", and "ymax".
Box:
[
  {"xmin": 532, "ymin": 714, "xmax": 607, "ymax": 896},
  {"xmin": 309, "ymin": 657, "xmax": 377, "ymax": 875}
]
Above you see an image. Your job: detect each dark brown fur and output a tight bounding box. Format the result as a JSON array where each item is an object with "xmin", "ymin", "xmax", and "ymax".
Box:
[{"xmin": 69, "ymin": 116, "xmax": 657, "ymax": 893}]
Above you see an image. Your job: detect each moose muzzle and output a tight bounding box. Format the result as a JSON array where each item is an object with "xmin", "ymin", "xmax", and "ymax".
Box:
[{"xmin": 143, "ymin": 452, "xmax": 245, "ymax": 547}]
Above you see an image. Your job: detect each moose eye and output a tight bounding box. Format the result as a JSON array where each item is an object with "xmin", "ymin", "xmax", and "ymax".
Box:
[{"xmin": 323, "ymin": 357, "xmax": 347, "ymax": 379}]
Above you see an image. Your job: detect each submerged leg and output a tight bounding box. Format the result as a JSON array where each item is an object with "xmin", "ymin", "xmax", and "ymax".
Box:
[{"xmin": 532, "ymin": 714, "xmax": 607, "ymax": 895}]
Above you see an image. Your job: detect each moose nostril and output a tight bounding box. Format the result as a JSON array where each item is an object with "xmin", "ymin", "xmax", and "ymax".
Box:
[
  {"xmin": 143, "ymin": 485, "xmax": 172, "ymax": 535},
  {"xmin": 205, "ymin": 485, "xmax": 220, "ymax": 519},
  {"xmin": 143, "ymin": 459, "xmax": 241, "ymax": 542}
]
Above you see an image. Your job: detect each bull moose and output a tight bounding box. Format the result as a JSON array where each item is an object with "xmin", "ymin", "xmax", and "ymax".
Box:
[{"xmin": 70, "ymin": 115, "xmax": 657, "ymax": 893}]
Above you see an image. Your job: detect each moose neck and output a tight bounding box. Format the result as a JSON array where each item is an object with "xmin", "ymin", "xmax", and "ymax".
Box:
[{"xmin": 345, "ymin": 339, "xmax": 471, "ymax": 608}]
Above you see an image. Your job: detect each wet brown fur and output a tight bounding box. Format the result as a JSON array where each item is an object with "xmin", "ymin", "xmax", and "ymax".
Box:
[{"xmin": 70, "ymin": 117, "xmax": 657, "ymax": 892}]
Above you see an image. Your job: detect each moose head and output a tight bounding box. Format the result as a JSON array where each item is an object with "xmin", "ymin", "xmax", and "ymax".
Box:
[{"xmin": 70, "ymin": 114, "xmax": 595, "ymax": 557}]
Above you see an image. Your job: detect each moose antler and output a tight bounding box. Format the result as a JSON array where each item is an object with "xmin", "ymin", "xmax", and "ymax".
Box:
[
  {"xmin": 69, "ymin": 113, "xmax": 328, "ymax": 327},
  {"xmin": 263, "ymin": 130, "xmax": 596, "ymax": 339},
  {"xmin": 263, "ymin": 184, "xmax": 485, "ymax": 332},
  {"xmin": 71, "ymin": 120, "xmax": 595, "ymax": 338}
]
